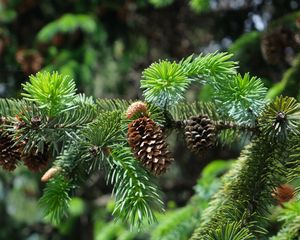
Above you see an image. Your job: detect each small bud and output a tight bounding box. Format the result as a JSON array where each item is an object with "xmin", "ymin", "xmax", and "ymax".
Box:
[
  {"xmin": 41, "ymin": 166, "xmax": 61, "ymax": 182},
  {"xmin": 126, "ymin": 101, "xmax": 148, "ymax": 119},
  {"xmin": 89, "ymin": 146, "xmax": 100, "ymax": 157},
  {"xmin": 31, "ymin": 116, "xmax": 42, "ymax": 129},
  {"xmin": 273, "ymin": 184, "xmax": 295, "ymax": 204}
]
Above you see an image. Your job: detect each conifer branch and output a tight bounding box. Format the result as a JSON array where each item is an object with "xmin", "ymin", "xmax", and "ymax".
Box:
[
  {"xmin": 1, "ymin": 51, "xmax": 299, "ymax": 232},
  {"xmin": 151, "ymin": 205, "xmax": 199, "ymax": 240},
  {"xmin": 191, "ymin": 137, "xmax": 291, "ymax": 239},
  {"xmin": 141, "ymin": 52, "xmax": 238, "ymax": 108},
  {"xmin": 22, "ymin": 72, "xmax": 77, "ymax": 117},
  {"xmin": 212, "ymin": 73, "xmax": 267, "ymax": 124},
  {"xmin": 108, "ymin": 145, "xmax": 164, "ymax": 228},
  {"xmin": 206, "ymin": 221, "xmax": 255, "ymax": 240},
  {"xmin": 271, "ymin": 216, "xmax": 300, "ymax": 240},
  {"xmin": 39, "ymin": 174, "xmax": 72, "ymax": 224},
  {"xmin": 258, "ymin": 96, "xmax": 300, "ymax": 141},
  {"xmin": 270, "ymin": 201, "xmax": 300, "ymax": 240}
]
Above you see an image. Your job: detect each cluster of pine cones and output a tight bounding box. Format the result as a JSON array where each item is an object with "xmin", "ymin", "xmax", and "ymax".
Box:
[
  {"xmin": 1, "ymin": 101, "xmax": 218, "ymax": 176},
  {"xmin": 0, "ymin": 116, "xmax": 50, "ymax": 172},
  {"xmin": 126, "ymin": 102, "xmax": 218, "ymax": 175}
]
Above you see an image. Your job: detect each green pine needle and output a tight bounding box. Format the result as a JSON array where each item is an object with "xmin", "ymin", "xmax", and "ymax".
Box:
[
  {"xmin": 191, "ymin": 137, "xmax": 291, "ymax": 239},
  {"xmin": 82, "ymin": 111, "xmax": 123, "ymax": 147},
  {"xmin": 22, "ymin": 71, "xmax": 77, "ymax": 117},
  {"xmin": 108, "ymin": 145, "xmax": 164, "ymax": 229},
  {"xmin": 180, "ymin": 52, "xmax": 237, "ymax": 82},
  {"xmin": 258, "ymin": 96, "xmax": 300, "ymax": 141},
  {"xmin": 215, "ymin": 73, "xmax": 267, "ymax": 124},
  {"xmin": 39, "ymin": 175, "xmax": 72, "ymax": 224},
  {"xmin": 208, "ymin": 221, "xmax": 255, "ymax": 240},
  {"xmin": 141, "ymin": 60, "xmax": 190, "ymax": 107}
]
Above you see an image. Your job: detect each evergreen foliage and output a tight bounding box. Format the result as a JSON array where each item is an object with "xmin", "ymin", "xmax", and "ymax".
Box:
[
  {"xmin": 0, "ymin": 51, "xmax": 299, "ymax": 239},
  {"xmin": 270, "ymin": 201, "xmax": 300, "ymax": 240},
  {"xmin": 37, "ymin": 14, "xmax": 96, "ymax": 42},
  {"xmin": 22, "ymin": 72, "xmax": 76, "ymax": 117},
  {"xmin": 39, "ymin": 175, "xmax": 72, "ymax": 224},
  {"xmin": 151, "ymin": 205, "xmax": 198, "ymax": 240},
  {"xmin": 108, "ymin": 145, "xmax": 164, "ymax": 228}
]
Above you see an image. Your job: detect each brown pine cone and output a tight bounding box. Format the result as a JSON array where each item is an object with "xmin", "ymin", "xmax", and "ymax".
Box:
[
  {"xmin": 21, "ymin": 146, "xmax": 50, "ymax": 172},
  {"xmin": 16, "ymin": 49, "xmax": 43, "ymax": 75},
  {"xmin": 0, "ymin": 135, "xmax": 22, "ymax": 171},
  {"xmin": 126, "ymin": 101, "xmax": 148, "ymax": 119},
  {"xmin": 127, "ymin": 116, "xmax": 173, "ymax": 175},
  {"xmin": 184, "ymin": 115, "xmax": 217, "ymax": 153}
]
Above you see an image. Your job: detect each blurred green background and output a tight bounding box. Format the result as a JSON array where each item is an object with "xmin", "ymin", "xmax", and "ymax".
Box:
[{"xmin": 1, "ymin": 0, "xmax": 300, "ymax": 239}]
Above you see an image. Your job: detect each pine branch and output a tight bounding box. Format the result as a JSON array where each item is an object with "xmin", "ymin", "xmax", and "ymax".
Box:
[
  {"xmin": 22, "ymin": 72, "xmax": 77, "ymax": 117},
  {"xmin": 46, "ymin": 110, "xmax": 165, "ymax": 227},
  {"xmin": 54, "ymin": 110, "xmax": 123, "ymax": 178},
  {"xmin": 170, "ymin": 101, "xmax": 219, "ymax": 121},
  {"xmin": 2, "ymin": 51, "xmax": 298, "ymax": 232},
  {"xmin": 287, "ymin": 135, "xmax": 300, "ymax": 194},
  {"xmin": 214, "ymin": 73, "xmax": 267, "ymax": 124},
  {"xmin": 207, "ymin": 221, "xmax": 255, "ymax": 240},
  {"xmin": 108, "ymin": 145, "xmax": 164, "ymax": 228},
  {"xmin": 39, "ymin": 174, "xmax": 72, "ymax": 224},
  {"xmin": 0, "ymin": 99, "xmax": 27, "ymax": 118},
  {"xmin": 79, "ymin": 110, "xmax": 124, "ymax": 173},
  {"xmin": 179, "ymin": 52, "xmax": 237, "ymax": 82},
  {"xmin": 169, "ymin": 101, "xmax": 258, "ymax": 145},
  {"xmin": 258, "ymin": 96, "xmax": 300, "ymax": 141},
  {"xmin": 270, "ymin": 201, "xmax": 300, "ymax": 240},
  {"xmin": 96, "ymin": 98, "xmax": 132, "ymax": 112},
  {"xmin": 141, "ymin": 52, "xmax": 238, "ymax": 108},
  {"xmin": 6, "ymin": 100, "xmax": 96, "ymax": 155},
  {"xmin": 191, "ymin": 136, "xmax": 291, "ymax": 239},
  {"xmin": 141, "ymin": 60, "xmax": 191, "ymax": 107},
  {"xmin": 151, "ymin": 205, "xmax": 199, "ymax": 240}
]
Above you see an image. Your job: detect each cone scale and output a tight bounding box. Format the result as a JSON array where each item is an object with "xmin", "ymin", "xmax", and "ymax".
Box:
[{"xmin": 127, "ymin": 116, "xmax": 173, "ymax": 175}]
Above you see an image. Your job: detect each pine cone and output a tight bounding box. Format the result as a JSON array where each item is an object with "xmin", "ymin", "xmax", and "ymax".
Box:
[
  {"xmin": 261, "ymin": 27, "xmax": 296, "ymax": 65},
  {"xmin": 21, "ymin": 146, "xmax": 50, "ymax": 172},
  {"xmin": 41, "ymin": 166, "xmax": 61, "ymax": 182},
  {"xmin": 0, "ymin": 134, "xmax": 22, "ymax": 171},
  {"xmin": 127, "ymin": 116, "xmax": 173, "ymax": 175},
  {"xmin": 16, "ymin": 49, "xmax": 43, "ymax": 75},
  {"xmin": 184, "ymin": 115, "xmax": 217, "ymax": 153},
  {"xmin": 126, "ymin": 101, "xmax": 148, "ymax": 119}
]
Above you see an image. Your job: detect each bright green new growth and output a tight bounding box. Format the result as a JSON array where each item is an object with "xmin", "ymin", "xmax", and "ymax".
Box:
[
  {"xmin": 141, "ymin": 60, "xmax": 190, "ymax": 107},
  {"xmin": 215, "ymin": 73, "xmax": 267, "ymax": 124},
  {"xmin": 141, "ymin": 52, "xmax": 238, "ymax": 108},
  {"xmin": 22, "ymin": 71, "xmax": 76, "ymax": 117},
  {"xmin": 141, "ymin": 53, "xmax": 266, "ymax": 124}
]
